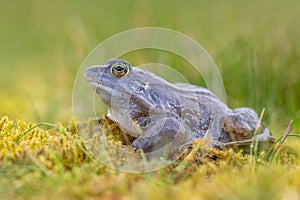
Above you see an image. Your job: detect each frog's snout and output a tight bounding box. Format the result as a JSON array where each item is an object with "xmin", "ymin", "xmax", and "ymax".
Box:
[{"xmin": 84, "ymin": 66, "xmax": 103, "ymax": 82}]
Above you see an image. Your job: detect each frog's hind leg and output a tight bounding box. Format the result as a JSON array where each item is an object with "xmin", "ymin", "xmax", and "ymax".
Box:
[{"xmin": 223, "ymin": 107, "xmax": 261, "ymax": 141}]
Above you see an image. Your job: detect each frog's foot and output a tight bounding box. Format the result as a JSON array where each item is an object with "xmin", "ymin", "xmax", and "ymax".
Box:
[
  {"xmin": 223, "ymin": 127, "xmax": 275, "ymax": 152},
  {"xmin": 224, "ymin": 107, "xmax": 261, "ymax": 141},
  {"xmin": 132, "ymin": 118, "xmax": 188, "ymax": 159}
]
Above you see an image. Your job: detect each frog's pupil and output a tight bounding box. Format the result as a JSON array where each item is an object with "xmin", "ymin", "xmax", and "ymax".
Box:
[{"xmin": 115, "ymin": 65, "xmax": 124, "ymax": 71}]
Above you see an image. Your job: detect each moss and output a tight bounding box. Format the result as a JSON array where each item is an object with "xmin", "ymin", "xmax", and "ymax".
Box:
[
  {"xmin": 1, "ymin": 115, "xmax": 300, "ymax": 199},
  {"xmin": 0, "ymin": 116, "xmax": 90, "ymax": 172}
]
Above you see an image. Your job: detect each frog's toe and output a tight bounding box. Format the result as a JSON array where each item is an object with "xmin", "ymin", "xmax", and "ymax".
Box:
[
  {"xmin": 253, "ymin": 127, "xmax": 275, "ymax": 142},
  {"xmin": 209, "ymin": 141, "xmax": 226, "ymax": 149}
]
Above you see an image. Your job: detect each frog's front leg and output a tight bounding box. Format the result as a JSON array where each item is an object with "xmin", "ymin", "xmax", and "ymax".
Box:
[{"xmin": 132, "ymin": 117, "xmax": 188, "ymax": 158}]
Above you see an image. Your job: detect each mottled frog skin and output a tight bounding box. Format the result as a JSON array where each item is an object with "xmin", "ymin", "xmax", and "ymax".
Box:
[{"xmin": 84, "ymin": 59, "xmax": 273, "ymax": 157}]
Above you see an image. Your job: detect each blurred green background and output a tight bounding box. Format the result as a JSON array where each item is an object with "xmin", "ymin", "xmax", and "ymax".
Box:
[{"xmin": 0, "ymin": 0, "xmax": 299, "ymax": 133}]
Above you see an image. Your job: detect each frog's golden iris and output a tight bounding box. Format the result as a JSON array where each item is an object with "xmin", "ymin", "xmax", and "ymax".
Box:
[{"xmin": 110, "ymin": 62, "xmax": 129, "ymax": 77}]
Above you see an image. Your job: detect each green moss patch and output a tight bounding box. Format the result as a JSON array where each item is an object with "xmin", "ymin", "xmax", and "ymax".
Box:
[{"xmin": 1, "ymin": 116, "xmax": 300, "ymax": 199}]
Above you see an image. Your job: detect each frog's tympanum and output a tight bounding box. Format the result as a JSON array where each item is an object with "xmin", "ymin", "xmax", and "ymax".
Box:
[{"xmin": 84, "ymin": 59, "xmax": 274, "ymax": 157}]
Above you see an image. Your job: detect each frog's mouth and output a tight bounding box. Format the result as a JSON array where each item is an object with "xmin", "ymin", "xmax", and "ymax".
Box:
[{"xmin": 86, "ymin": 81, "xmax": 111, "ymax": 91}]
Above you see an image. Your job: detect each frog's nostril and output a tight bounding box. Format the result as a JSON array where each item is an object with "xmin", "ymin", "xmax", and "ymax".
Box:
[{"xmin": 92, "ymin": 68, "xmax": 99, "ymax": 73}]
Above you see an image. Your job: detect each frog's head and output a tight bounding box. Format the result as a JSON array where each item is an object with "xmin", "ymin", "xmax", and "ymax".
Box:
[
  {"xmin": 84, "ymin": 58, "xmax": 170, "ymax": 106},
  {"xmin": 84, "ymin": 59, "xmax": 133, "ymax": 106},
  {"xmin": 84, "ymin": 59, "xmax": 175, "ymax": 137}
]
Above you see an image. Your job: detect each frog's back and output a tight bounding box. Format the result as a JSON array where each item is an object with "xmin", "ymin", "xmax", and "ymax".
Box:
[{"xmin": 168, "ymin": 83, "xmax": 229, "ymax": 141}]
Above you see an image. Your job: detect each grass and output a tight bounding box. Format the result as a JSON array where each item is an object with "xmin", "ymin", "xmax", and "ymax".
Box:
[{"xmin": 1, "ymin": 0, "xmax": 300, "ymax": 199}]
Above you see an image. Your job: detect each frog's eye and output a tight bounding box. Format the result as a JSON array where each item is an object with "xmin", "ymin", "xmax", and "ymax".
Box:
[{"xmin": 110, "ymin": 62, "xmax": 129, "ymax": 77}]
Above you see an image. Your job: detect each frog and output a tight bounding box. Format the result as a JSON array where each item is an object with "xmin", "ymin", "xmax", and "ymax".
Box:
[{"xmin": 84, "ymin": 59, "xmax": 274, "ymax": 158}]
